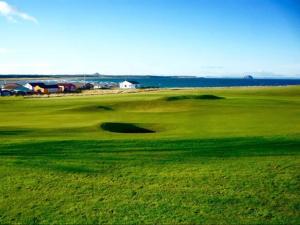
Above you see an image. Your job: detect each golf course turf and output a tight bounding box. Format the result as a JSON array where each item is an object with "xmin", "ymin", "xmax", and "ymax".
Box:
[{"xmin": 0, "ymin": 86, "xmax": 299, "ymax": 224}]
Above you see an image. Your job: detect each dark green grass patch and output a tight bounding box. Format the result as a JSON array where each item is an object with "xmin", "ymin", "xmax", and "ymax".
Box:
[
  {"xmin": 165, "ymin": 94, "xmax": 225, "ymax": 101},
  {"xmin": 78, "ymin": 105, "xmax": 113, "ymax": 111},
  {"xmin": 62, "ymin": 105, "xmax": 113, "ymax": 113},
  {"xmin": 0, "ymin": 137, "xmax": 299, "ymax": 161},
  {"xmin": 101, "ymin": 122, "xmax": 155, "ymax": 133},
  {"xmin": 0, "ymin": 127, "xmax": 32, "ymax": 136}
]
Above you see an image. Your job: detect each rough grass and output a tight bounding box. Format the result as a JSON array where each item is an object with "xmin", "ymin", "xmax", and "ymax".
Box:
[{"xmin": 0, "ymin": 86, "xmax": 299, "ymax": 224}]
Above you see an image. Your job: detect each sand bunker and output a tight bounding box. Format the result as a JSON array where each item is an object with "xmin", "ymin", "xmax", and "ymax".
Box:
[
  {"xmin": 166, "ymin": 94, "xmax": 224, "ymax": 101},
  {"xmin": 101, "ymin": 122, "xmax": 155, "ymax": 133}
]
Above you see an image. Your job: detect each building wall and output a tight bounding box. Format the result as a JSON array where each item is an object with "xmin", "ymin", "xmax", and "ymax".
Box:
[
  {"xmin": 34, "ymin": 86, "xmax": 46, "ymax": 94},
  {"xmin": 119, "ymin": 82, "xmax": 137, "ymax": 89},
  {"xmin": 48, "ymin": 88, "xmax": 59, "ymax": 93},
  {"xmin": 34, "ymin": 86, "xmax": 59, "ymax": 94},
  {"xmin": 58, "ymin": 84, "xmax": 76, "ymax": 92},
  {"xmin": 24, "ymin": 84, "xmax": 34, "ymax": 90}
]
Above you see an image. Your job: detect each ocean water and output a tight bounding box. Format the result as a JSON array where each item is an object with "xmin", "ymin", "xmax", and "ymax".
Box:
[
  {"xmin": 84, "ymin": 77, "xmax": 300, "ymax": 88},
  {"xmin": 1, "ymin": 77, "xmax": 300, "ymax": 88}
]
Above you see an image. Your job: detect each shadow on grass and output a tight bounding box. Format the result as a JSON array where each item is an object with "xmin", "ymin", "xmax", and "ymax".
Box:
[
  {"xmin": 0, "ymin": 128, "xmax": 32, "ymax": 136},
  {"xmin": 165, "ymin": 94, "xmax": 225, "ymax": 101},
  {"xmin": 0, "ymin": 137, "xmax": 299, "ymax": 174},
  {"xmin": 61, "ymin": 105, "xmax": 114, "ymax": 113},
  {"xmin": 1, "ymin": 137, "xmax": 299, "ymax": 158}
]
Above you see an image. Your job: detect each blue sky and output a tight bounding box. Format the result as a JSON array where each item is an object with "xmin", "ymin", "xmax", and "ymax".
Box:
[{"xmin": 0, "ymin": 0, "xmax": 299, "ymax": 77}]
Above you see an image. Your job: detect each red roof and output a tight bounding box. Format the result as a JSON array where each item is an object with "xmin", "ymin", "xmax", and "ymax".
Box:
[{"xmin": 3, "ymin": 83, "xmax": 21, "ymax": 90}]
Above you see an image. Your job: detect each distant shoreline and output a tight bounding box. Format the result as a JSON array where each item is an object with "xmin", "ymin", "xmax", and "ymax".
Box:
[
  {"xmin": 19, "ymin": 85, "xmax": 300, "ymax": 99},
  {"xmin": 0, "ymin": 75, "xmax": 300, "ymax": 80},
  {"xmin": 1, "ymin": 76, "xmax": 300, "ymax": 90}
]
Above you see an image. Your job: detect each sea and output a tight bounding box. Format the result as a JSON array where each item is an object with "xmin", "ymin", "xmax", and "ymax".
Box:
[
  {"xmin": 86, "ymin": 77, "xmax": 300, "ymax": 88},
  {"xmin": 1, "ymin": 76, "xmax": 300, "ymax": 88}
]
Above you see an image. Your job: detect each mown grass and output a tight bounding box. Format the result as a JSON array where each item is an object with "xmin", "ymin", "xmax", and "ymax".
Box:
[{"xmin": 0, "ymin": 86, "xmax": 300, "ymax": 224}]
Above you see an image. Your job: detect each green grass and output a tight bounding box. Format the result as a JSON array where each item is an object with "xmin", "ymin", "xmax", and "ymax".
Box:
[{"xmin": 0, "ymin": 86, "xmax": 299, "ymax": 224}]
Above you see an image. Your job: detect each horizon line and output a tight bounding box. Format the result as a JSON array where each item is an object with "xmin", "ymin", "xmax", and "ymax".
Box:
[{"xmin": 0, "ymin": 74, "xmax": 299, "ymax": 79}]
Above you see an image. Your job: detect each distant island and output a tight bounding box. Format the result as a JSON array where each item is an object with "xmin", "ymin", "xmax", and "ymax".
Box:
[{"xmin": 244, "ymin": 75, "xmax": 254, "ymax": 79}]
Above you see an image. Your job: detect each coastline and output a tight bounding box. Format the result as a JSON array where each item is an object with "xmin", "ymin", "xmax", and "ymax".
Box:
[{"xmin": 19, "ymin": 85, "xmax": 300, "ymax": 99}]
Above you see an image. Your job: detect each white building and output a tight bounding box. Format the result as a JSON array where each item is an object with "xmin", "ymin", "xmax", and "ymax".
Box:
[{"xmin": 119, "ymin": 81, "xmax": 140, "ymax": 89}]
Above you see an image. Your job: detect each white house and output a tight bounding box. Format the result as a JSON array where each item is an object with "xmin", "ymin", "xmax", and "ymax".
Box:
[{"xmin": 119, "ymin": 81, "xmax": 140, "ymax": 89}]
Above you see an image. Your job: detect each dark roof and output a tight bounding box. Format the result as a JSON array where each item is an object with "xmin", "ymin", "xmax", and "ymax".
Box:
[
  {"xmin": 31, "ymin": 83, "xmax": 59, "ymax": 89},
  {"xmin": 28, "ymin": 82, "xmax": 45, "ymax": 87},
  {"xmin": 57, "ymin": 83, "xmax": 76, "ymax": 86},
  {"xmin": 44, "ymin": 84, "xmax": 59, "ymax": 89},
  {"xmin": 127, "ymin": 80, "xmax": 139, "ymax": 84},
  {"xmin": 72, "ymin": 82, "xmax": 86, "ymax": 87}
]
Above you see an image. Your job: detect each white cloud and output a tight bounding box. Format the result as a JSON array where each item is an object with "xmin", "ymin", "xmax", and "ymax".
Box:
[
  {"xmin": 0, "ymin": 1, "xmax": 38, "ymax": 24},
  {"xmin": 0, "ymin": 48, "xmax": 9, "ymax": 54}
]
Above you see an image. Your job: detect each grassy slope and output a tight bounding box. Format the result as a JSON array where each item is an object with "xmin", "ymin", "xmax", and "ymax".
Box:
[{"xmin": 0, "ymin": 86, "xmax": 299, "ymax": 224}]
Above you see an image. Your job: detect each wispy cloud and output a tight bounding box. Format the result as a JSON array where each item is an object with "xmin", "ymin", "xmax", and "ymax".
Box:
[
  {"xmin": 0, "ymin": 48, "xmax": 9, "ymax": 54},
  {"xmin": 0, "ymin": 1, "xmax": 38, "ymax": 24}
]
